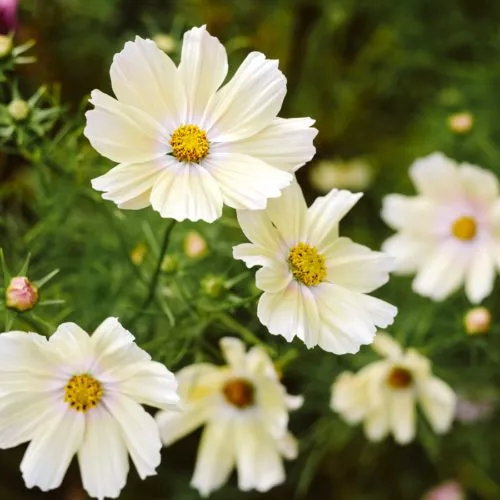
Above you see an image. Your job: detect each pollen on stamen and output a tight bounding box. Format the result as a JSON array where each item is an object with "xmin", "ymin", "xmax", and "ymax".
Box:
[
  {"xmin": 170, "ymin": 124, "xmax": 209, "ymax": 163},
  {"xmin": 64, "ymin": 373, "xmax": 103, "ymax": 413},
  {"xmin": 288, "ymin": 242, "xmax": 327, "ymax": 286}
]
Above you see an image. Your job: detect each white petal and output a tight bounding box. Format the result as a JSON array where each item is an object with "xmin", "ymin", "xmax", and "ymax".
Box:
[
  {"xmin": 191, "ymin": 422, "xmax": 235, "ymax": 497},
  {"xmin": 110, "ymin": 36, "xmax": 187, "ymax": 129},
  {"xmin": 150, "ymin": 159, "xmax": 223, "ymax": 222},
  {"xmin": 364, "ymin": 406, "xmax": 390, "ymax": 442},
  {"xmin": 324, "ymin": 237, "xmax": 394, "ymax": 293},
  {"xmin": 233, "ymin": 243, "xmax": 280, "ymax": 269},
  {"xmin": 226, "ymin": 117, "xmax": 317, "ymax": 172},
  {"xmin": 220, "ymin": 337, "xmax": 247, "ymax": 368},
  {"xmin": 255, "ymin": 263, "xmax": 292, "ymax": 293},
  {"xmin": 91, "ymin": 160, "xmax": 165, "ymax": 209},
  {"xmin": 306, "ymin": 189, "xmax": 363, "ymax": 251},
  {"xmin": 371, "ymin": 332, "xmax": 403, "ymax": 359},
  {"xmin": 203, "ymin": 152, "xmax": 292, "ymax": 210},
  {"xmin": 465, "ymin": 247, "xmax": 495, "ymax": 303},
  {"xmin": 156, "ymin": 403, "xmax": 211, "ymax": 446},
  {"xmin": 246, "ymin": 347, "xmax": 279, "ymax": 379},
  {"xmin": 409, "ymin": 152, "xmax": 461, "ymax": 201},
  {"xmin": 203, "ymin": 52, "xmax": 286, "ymax": 141},
  {"xmin": 255, "ymin": 378, "xmax": 289, "ymax": 438},
  {"xmin": 116, "ymin": 189, "xmax": 152, "ymax": 209},
  {"xmin": 381, "ymin": 194, "xmax": 437, "ymax": 233},
  {"xmin": 390, "ymin": 390, "xmax": 416, "ymax": 444},
  {"xmin": 105, "ymin": 394, "xmax": 161, "ymax": 479},
  {"xmin": 331, "ymin": 372, "xmax": 369, "ymax": 423},
  {"xmin": 412, "ymin": 242, "xmax": 469, "ymax": 301},
  {"xmin": 0, "ymin": 392, "xmax": 53, "ymax": 448},
  {"xmin": 264, "ymin": 178, "xmax": 307, "ymax": 246},
  {"xmin": 175, "ymin": 363, "xmax": 224, "ymax": 402},
  {"xmin": 179, "ymin": 26, "xmax": 228, "ymax": 123},
  {"xmin": 48, "ymin": 322, "xmax": 92, "ymax": 372},
  {"xmin": 84, "ymin": 90, "xmax": 168, "ymax": 163},
  {"xmin": 459, "ymin": 163, "xmax": 500, "ymax": 203},
  {"xmin": 115, "ymin": 361, "xmax": 180, "ymax": 411},
  {"xmin": 21, "ymin": 406, "xmax": 85, "ymax": 492},
  {"xmin": 78, "ymin": 406, "xmax": 129, "ymax": 500},
  {"xmin": 417, "ymin": 376, "xmax": 456, "ymax": 434},
  {"xmin": 382, "ymin": 233, "xmax": 434, "ymax": 274},
  {"xmin": 277, "ymin": 432, "xmax": 299, "ymax": 460},
  {"xmin": 234, "ymin": 419, "xmax": 285, "ymax": 492},
  {"xmin": 257, "ymin": 281, "xmax": 321, "ymax": 346}
]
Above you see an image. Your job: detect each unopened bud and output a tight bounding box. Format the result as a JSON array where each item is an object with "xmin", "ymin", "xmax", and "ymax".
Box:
[
  {"xmin": 422, "ymin": 480, "xmax": 464, "ymax": 500},
  {"xmin": 464, "ymin": 306, "xmax": 491, "ymax": 335},
  {"xmin": 201, "ymin": 275, "xmax": 225, "ymax": 298},
  {"xmin": 153, "ymin": 34, "xmax": 176, "ymax": 53},
  {"xmin": 130, "ymin": 242, "xmax": 147, "ymax": 265},
  {"xmin": 8, "ymin": 99, "xmax": 29, "ymax": 121},
  {"xmin": 161, "ymin": 254, "xmax": 178, "ymax": 274},
  {"xmin": 0, "ymin": 35, "xmax": 12, "ymax": 58},
  {"xmin": 5, "ymin": 276, "xmax": 39, "ymax": 312},
  {"xmin": 183, "ymin": 231, "xmax": 208, "ymax": 259},
  {"xmin": 448, "ymin": 112, "xmax": 473, "ymax": 134}
]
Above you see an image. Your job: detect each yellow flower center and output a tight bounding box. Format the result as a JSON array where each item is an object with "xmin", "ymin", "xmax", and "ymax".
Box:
[
  {"xmin": 288, "ymin": 242, "xmax": 327, "ymax": 286},
  {"xmin": 386, "ymin": 366, "xmax": 413, "ymax": 389},
  {"xmin": 64, "ymin": 374, "xmax": 103, "ymax": 412},
  {"xmin": 222, "ymin": 377, "xmax": 255, "ymax": 409},
  {"xmin": 451, "ymin": 216, "xmax": 477, "ymax": 241},
  {"xmin": 170, "ymin": 124, "xmax": 209, "ymax": 163}
]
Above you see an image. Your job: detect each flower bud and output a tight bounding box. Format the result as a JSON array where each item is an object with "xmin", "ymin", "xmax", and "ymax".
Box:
[
  {"xmin": 309, "ymin": 158, "xmax": 373, "ymax": 193},
  {"xmin": 448, "ymin": 112, "xmax": 473, "ymax": 134},
  {"xmin": 153, "ymin": 33, "xmax": 176, "ymax": 53},
  {"xmin": 130, "ymin": 242, "xmax": 147, "ymax": 265},
  {"xmin": 161, "ymin": 254, "xmax": 178, "ymax": 274},
  {"xmin": 0, "ymin": 34, "xmax": 12, "ymax": 57},
  {"xmin": 201, "ymin": 275, "xmax": 225, "ymax": 298},
  {"xmin": 183, "ymin": 231, "xmax": 208, "ymax": 259},
  {"xmin": 464, "ymin": 306, "xmax": 491, "ymax": 335},
  {"xmin": 8, "ymin": 99, "xmax": 29, "ymax": 121},
  {"xmin": 422, "ymin": 480, "xmax": 464, "ymax": 500},
  {"xmin": 5, "ymin": 276, "xmax": 39, "ymax": 312}
]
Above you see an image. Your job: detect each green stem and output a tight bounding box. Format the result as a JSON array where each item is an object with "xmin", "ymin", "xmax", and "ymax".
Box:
[{"xmin": 216, "ymin": 311, "xmax": 276, "ymax": 355}]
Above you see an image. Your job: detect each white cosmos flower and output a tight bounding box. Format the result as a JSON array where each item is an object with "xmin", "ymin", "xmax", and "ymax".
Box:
[
  {"xmin": 232, "ymin": 179, "xmax": 397, "ymax": 354},
  {"xmin": 156, "ymin": 337, "xmax": 302, "ymax": 497},
  {"xmin": 0, "ymin": 318, "xmax": 179, "ymax": 499},
  {"xmin": 331, "ymin": 333, "xmax": 456, "ymax": 444},
  {"xmin": 381, "ymin": 152, "xmax": 500, "ymax": 303},
  {"xmin": 85, "ymin": 25, "xmax": 317, "ymax": 223}
]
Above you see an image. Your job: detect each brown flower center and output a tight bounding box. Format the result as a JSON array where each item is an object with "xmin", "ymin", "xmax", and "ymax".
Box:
[
  {"xmin": 222, "ymin": 377, "xmax": 255, "ymax": 409},
  {"xmin": 386, "ymin": 366, "xmax": 413, "ymax": 389}
]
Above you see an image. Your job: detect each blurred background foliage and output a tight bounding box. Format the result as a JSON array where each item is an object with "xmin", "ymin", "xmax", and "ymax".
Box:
[{"xmin": 1, "ymin": 0, "xmax": 500, "ymax": 498}]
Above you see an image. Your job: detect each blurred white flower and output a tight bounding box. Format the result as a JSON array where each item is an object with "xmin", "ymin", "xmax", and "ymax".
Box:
[
  {"xmin": 331, "ymin": 333, "xmax": 456, "ymax": 444},
  {"xmin": 0, "ymin": 318, "xmax": 179, "ymax": 499},
  {"xmin": 86, "ymin": 26, "xmax": 317, "ymax": 222},
  {"xmin": 382, "ymin": 152, "xmax": 500, "ymax": 303},
  {"xmin": 156, "ymin": 337, "xmax": 302, "ymax": 497},
  {"xmin": 422, "ymin": 480, "xmax": 464, "ymax": 500},
  {"xmin": 309, "ymin": 158, "xmax": 373, "ymax": 193},
  {"xmin": 233, "ymin": 178, "xmax": 397, "ymax": 354}
]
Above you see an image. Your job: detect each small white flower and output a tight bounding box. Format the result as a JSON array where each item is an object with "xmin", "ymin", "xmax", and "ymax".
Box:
[
  {"xmin": 156, "ymin": 337, "xmax": 302, "ymax": 497},
  {"xmin": 331, "ymin": 333, "xmax": 456, "ymax": 444},
  {"xmin": 0, "ymin": 318, "xmax": 179, "ymax": 499},
  {"xmin": 85, "ymin": 26, "xmax": 317, "ymax": 222},
  {"xmin": 382, "ymin": 152, "xmax": 500, "ymax": 303},
  {"xmin": 232, "ymin": 179, "xmax": 397, "ymax": 354}
]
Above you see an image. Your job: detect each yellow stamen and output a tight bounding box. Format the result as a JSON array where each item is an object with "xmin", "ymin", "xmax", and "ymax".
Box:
[
  {"xmin": 288, "ymin": 242, "xmax": 327, "ymax": 286},
  {"xmin": 222, "ymin": 378, "xmax": 255, "ymax": 409},
  {"xmin": 386, "ymin": 366, "xmax": 413, "ymax": 389},
  {"xmin": 451, "ymin": 216, "xmax": 477, "ymax": 241},
  {"xmin": 170, "ymin": 124, "xmax": 209, "ymax": 163},
  {"xmin": 64, "ymin": 374, "xmax": 103, "ymax": 412}
]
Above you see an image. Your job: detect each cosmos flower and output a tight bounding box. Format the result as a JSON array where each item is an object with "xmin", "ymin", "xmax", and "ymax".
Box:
[
  {"xmin": 156, "ymin": 337, "xmax": 302, "ymax": 496},
  {"xmin": 86, "ymin": 26, "xmax": 317, "ymax": 222},
  {"xmin": 233, "ymin": 179, "xmax": 397, "ymax": 354},
  {"xmin": 0, "ymin": 318, "xmax": 179, "ymax": 499},
  {"xmin": 382, "ymin": 152, "xmax": 500, "ymax": 303},
  {"xmin": 331, "ymin": 333, "xmax": 456, "ymax": 444}
]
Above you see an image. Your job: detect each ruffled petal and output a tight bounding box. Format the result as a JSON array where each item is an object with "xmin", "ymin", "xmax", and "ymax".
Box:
[
  {"xmin": 381, "ymin": 194, "xmax": 437, "ymax": 234},
  {"xmin": 255, "ymin": 263, "xmax": 292, "ymax": 293},
  {"xmin": 417, "ymin": 376, "xmax": 456, "ymax": 434},
  {"xmin": 390, "ymin": 390, "xmax": 416, "ymax": 444},
  {"xmin": 382, "ymin": 233, "xmax": 434, "ymax": 274},
  {"xmin": 459, "ymin": 162, "xmax": 500, "ymax": 203},
  {"xmin": 465, "ymin": 246, "xmax": 496, "ymax": 303}
]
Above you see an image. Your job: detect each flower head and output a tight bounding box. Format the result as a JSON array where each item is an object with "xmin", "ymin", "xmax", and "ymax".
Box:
[
  {"xmin": 0, "ymin": 318, "xmax": 179, "ymax": 499},
  {"xmin": 331, "ymin": 333, "xmax": 456, "ymax": 444},
  {"xmin": 5, "ymin": 276, "xmax": 39, "ymax": 312},
  {"xmin": 86, "ymin": 26, "xmax": 317, "ymax": 222},
  {"xmin": 0, "ymin": 0, "xmax": 17, "ymax": 34},
  {"xmin": 382, "ymin": 152, "xmax": 500, "ymax": 303},
  {"xmin": 156, "ymin": 337, "xmax": 302, "ymax": 496},
  {"xmin": 233, "ymin": 179, "xmax": 397, "ymax": 354}
]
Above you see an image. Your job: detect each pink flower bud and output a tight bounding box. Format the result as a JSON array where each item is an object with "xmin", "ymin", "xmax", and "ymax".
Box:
[
  {"xmin": 464, "ymin": 307, "xmax": 491, "ymax": 335},
  {"xmin": 183, "ymin": 231, "xmax": 208, "ymax": 259},
  {"xmin": 0, "ymin": 0, "xmax": 17, "ymax": 34},
  {"xmin": 422, "ymin": 481, "xmax": 464, "ymax": 500},
  {"xmin": 5, "ymin": 276, "xmax": 39, "ymax": 312}
]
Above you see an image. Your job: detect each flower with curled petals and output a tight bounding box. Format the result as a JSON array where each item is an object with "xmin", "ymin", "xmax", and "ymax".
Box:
[
  {"xmin": 156, "ymin": 337, "xmax": 302, "ymax": 496},
  {"xmin": 233, "ymin": 179, "xmax": 397, "ymax": 354},
  {"xmin": 85, "ymin": 26, "xmax": 317, "ymax": 222},
  {"xmin": 382, "ymin": 152, "xmax": 500, "ymax": 303},
  {"xmin": 0, "ymin": 318, "xmax": 179, "ymax": 499}
]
